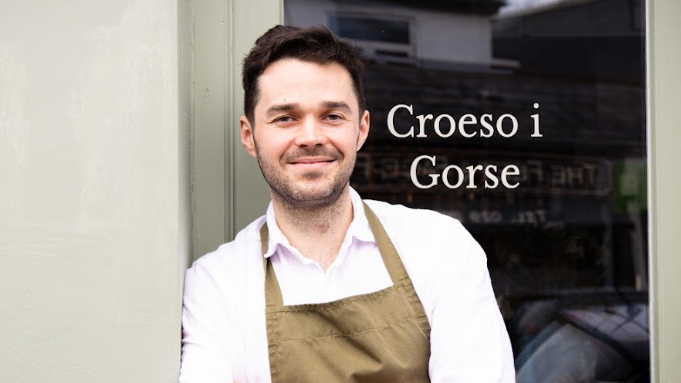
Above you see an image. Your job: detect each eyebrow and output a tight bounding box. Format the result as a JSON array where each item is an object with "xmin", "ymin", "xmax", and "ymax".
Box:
[
  {"xmin": 264, "ymin": 101, "xmax": 353, "ymax": 118},
  {"xmin": 322, "ymin": 101, "xmax": 352, "ymax": 113},
  {"xmin": 265, "ymin": 103, "xmax": 297, "ymax": 118}
]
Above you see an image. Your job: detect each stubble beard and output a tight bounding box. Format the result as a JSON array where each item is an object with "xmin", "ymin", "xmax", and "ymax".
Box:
[{"xmin": 255, "ymin": 144, "xmax": 355, "ymax": 211}]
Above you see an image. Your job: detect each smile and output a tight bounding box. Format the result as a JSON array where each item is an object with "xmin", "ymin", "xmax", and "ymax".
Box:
[
  {"xmin": 288, "ymin": 157, "xmax": 337, "ymax": 170},
  {"xmin": 290, "ymin": 157, "xmax": 336, "ymax": 164}
]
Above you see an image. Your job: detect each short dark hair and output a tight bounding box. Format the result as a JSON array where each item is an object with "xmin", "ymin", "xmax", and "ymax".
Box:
[{"xmin": 242, "ymin": 25, "xmax": 366, "ymax": 125}]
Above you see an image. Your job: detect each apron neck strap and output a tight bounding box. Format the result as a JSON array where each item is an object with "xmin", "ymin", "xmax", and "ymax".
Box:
[
  {"xmin": 361, "ymin": 201, "xmax": 409, "ymax": 285},
  {"xmin": 260, "ymin": 223, "xmax": 284, "ymax": 307},
  {"xmin": 260, "ymin": 201, "xmax": 409, "ymax": 307}
]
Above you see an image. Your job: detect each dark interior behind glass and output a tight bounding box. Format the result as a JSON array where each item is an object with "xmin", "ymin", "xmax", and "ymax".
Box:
[{"xmin": 285, "ymin": 0, "xmax": 648, "ymax": 381}]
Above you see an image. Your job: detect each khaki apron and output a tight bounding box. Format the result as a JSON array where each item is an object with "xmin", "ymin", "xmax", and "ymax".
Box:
[{"xmin": 260, "ymin": 202, "xmax": 431, "ymax": 382}]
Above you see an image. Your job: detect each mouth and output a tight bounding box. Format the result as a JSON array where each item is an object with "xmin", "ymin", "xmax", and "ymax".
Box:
[
  {"xmin": 287, "ymin": 157, "xmax": 337, "ymax": 171},
  {"xmin": 289, "ymin": 157, "xmax": 336, "ymax": 165}
]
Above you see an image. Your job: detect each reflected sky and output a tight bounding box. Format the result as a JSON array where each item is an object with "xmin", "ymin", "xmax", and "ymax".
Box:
[{"xmin": 501, "ymin": 0, "xmax": 575, "ymax": 15}]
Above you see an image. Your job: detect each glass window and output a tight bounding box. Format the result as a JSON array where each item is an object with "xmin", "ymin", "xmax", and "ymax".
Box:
[
  {"xmin": 285, "ymin": 0, "xmax": 648, "ymax": 380},
  {"xmin": 328, "ymin": 15, "xmax": 410, "ymax": 44}
]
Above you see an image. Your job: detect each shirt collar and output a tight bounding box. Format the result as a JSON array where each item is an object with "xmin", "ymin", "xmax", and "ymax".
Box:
[{"xmin": 261, "ymin": 187, "xmax": 376, "ymax": 259}]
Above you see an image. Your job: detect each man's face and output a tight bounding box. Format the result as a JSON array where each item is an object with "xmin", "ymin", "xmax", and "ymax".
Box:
[{"xmin": 240, "ymin": 58, "xmax": 370, "ymax": 208}]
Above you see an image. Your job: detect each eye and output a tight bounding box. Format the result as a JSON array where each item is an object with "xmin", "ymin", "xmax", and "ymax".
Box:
[
  {"xmin": 325, "ymin": 113, "xmax": 344, "ymax": 122},
  {"xmin": 274, "ymin": 115, "xmax": 294, "ymax": 124}
]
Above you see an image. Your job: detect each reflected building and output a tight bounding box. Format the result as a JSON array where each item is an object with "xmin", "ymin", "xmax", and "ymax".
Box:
[{"xmin": 286, "ymin": 0, "xmax": 503, "ymax": 68}]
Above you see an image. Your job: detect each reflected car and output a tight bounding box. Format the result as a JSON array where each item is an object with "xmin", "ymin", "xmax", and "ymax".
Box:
[{"xmin": 509, "ymin": 293, "xmax": 649, "ymax": 383}]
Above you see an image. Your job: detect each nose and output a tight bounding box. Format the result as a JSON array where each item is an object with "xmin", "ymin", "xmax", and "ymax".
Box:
[{"xmin": 294, "ymin": 116, "xmax": 328, "ymax": 147}]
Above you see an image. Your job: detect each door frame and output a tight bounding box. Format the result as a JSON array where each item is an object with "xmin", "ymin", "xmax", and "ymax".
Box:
[{"xmin": 190, "ymin": 0, "xmax": 681, "ymax": 380}]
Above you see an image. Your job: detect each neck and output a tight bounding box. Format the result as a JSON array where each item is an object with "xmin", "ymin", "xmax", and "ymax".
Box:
[{"xmin": 271, "ymin": 187, "xmax": 354, "ymax": 271}]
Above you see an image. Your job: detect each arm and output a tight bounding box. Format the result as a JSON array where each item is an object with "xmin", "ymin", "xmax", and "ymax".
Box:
[
  {"xmin": 180, "ymin": 265, "xmax": 235, "ymax": 383},
  {"xmin": 428, "ymin": 221, "xmax": 515, "ymax": 383}
]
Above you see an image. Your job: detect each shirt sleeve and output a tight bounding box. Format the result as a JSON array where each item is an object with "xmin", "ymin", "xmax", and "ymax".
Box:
[
  {"xmin": 180, "ymin": 264, "xmax": 235, "ymax": 383},
  {"xmin": 428, "ymin": 220, "xmax": 516, "ymax": 383}
]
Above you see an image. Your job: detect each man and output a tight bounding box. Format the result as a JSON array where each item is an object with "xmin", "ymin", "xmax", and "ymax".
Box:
[{"xmin": 180, "ymin": 25, "xmax": 515, "ymax": 382}]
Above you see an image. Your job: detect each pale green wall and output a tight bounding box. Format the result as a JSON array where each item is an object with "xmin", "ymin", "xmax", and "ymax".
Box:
[
  {"xmin": 650, "ymin": 0, "xmax": 681, "ymax": 381},
  {"xmin": 0, "ymin": 0, "xmax": 188, "ymax": 381}
]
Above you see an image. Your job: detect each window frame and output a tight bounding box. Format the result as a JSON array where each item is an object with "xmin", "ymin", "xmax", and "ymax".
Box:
[{"xmin": 190, "ymin": 0, "xmax": 681, "ymax": 380}]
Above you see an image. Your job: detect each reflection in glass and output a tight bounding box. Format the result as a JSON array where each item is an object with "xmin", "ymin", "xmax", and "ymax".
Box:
[
  {"xmin": 285, "ymin": 0, "xmax": 648, "ymax": 380},
  {"xmin": 517, "ymin": 323, "xmax": 632, "ymax": 383},
  {"xmin": 514, "ymin": 303, "xmax": 649, "ymax": 382},
  {"xmin": 328, "ymin": 15, "xmax": 410, "ymax": 44}
]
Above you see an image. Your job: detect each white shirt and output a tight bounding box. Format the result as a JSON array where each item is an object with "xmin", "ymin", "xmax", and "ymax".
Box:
[{"xmin": 180, "ymin": 188, "xmax": 515, "ymax": 382}]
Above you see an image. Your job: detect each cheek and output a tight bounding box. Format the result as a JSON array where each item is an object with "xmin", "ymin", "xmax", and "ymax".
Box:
[
  {"xmin": 333, "ymin": 134, "xmax": 362, "ymax": 153},
  {"xmin": 254, "ymin": 136, "xmax": 289, "ymax": 161}
]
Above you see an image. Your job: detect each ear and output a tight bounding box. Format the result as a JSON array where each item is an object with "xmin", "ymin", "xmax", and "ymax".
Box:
[
  {"xmin": 356, "ymin": 110, "xmax": 370, "ymax": 151},
  {"xmin": 240, "ymin": 115, "xmax": 258, "ymax": 158}
]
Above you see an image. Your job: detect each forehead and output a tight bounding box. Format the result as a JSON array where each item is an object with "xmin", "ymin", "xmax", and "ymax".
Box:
[{"xmin": 255, "ymin": 59, "xmax": 357, "ymax": 112}]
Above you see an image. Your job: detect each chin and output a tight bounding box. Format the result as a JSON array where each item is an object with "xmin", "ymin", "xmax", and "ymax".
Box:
[
  {"xmin": 294, "ymin": 189, "xmax": 339, "ymax": 204},
  {"xmin": 281, "ymin": 183, "xmax": 349, "ymax": 208}
]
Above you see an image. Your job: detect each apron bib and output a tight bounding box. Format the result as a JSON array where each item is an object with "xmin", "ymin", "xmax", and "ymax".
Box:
[{"xmin": 260, "ymin": 202, "xmax": 431, "ymax": 382}]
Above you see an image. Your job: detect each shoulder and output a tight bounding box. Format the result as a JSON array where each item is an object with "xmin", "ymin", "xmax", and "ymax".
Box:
[
  {"xmin": 185, "ymin": 215, "xmax": 267, "ymax": 293},
  {"xmin": 362, "ymin": 199, "xmax": 485, "ymax": 279},
  {"xmin": 363, "ymin": 199, "xmax": 473, "ymax": 249},
  {"xmin": 181, "ymin": 215, "xmax": 269, "ymax": 358},
  {"xmin": 362, "ymin": 200, "xmax": 490, "ymax": 323}
]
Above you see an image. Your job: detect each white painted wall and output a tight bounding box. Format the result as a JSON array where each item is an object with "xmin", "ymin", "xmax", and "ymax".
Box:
[
  {"xmin": 0, "ymin": 0, "xmax": 188, "ymax": 381},
  {"xmin": 285, "ymin": 0, "xmax": 492, "ymax": 65}
]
